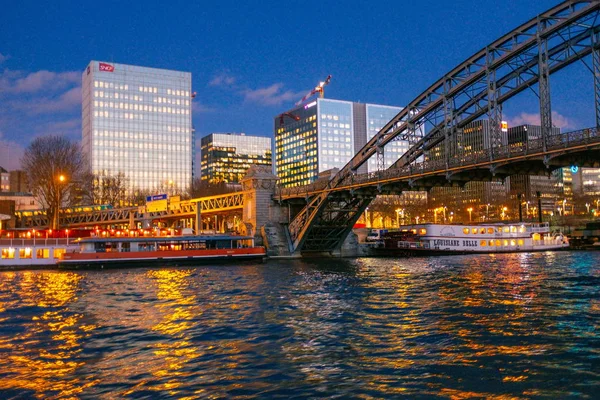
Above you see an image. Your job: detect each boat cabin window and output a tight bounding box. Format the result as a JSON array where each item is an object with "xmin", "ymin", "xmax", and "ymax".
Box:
[
  {"xmin": 479, "ymin": 228, "xmax": 486, "ymax": 234},
  {"xmin": 495, "ymin": 239, "xmax": 501, "ymax": 246},
  {"xmin": 510, "ymin": 226, "xmax": 517, "ymax": 233},
  {"xmin": 480, "ymin": 240, "xmax": 487, "ymax": 246},
  {"xmin": 19, "ymin": 248, "xmax": 33, "ymax": 259},
  {"xmin": 53, "ymin": 249, "xmax": 66, "ymax": 259},
  {"xmin": 519, "ymin": 226, "xmax": 526, "ymax": 233},
  {"xmin": 488, "ymin": 240, "xmax": 495, "ymax": 247},
  {"xmin": 121, "ymin": 242, "xmax": 131, "ymax": 252},
  {"xmin": 503, "ymin": 240, "xmax": 509, "ymax": 246},
  {"xmin": 472, "ymin": 228, "xmax": 478, "ymax": 234},
  {"xmin": 1, "ymin": 248, "xmax": 15, "ymax": 259},
  {"xmin": 503, "ymin": 227, "xmax": 510, "ymax": 233},
  {"xmin": 138, "ymin": 243, "xmax": 156, "ymax": 252},
  {"xmin": 419, "ymin": 228, "xmax": 427, "ymax": 235},
  {"xmin": 487, "ymin": 228, "xmax": 494, "ymax": 234},
  {"xmin": 518, "ymin": 239, "xmax": 524, "ymax": 246},
  {"xmin": 511, "ymin": 240, "xmax": 516, "ymax": 246},
  {"xmin": 36, "ymin": 248, "xmax": 50, "ymax": 259},
  {"xmin": 463, "ymin": 228, "xmax": 470, "ymax": 234}
]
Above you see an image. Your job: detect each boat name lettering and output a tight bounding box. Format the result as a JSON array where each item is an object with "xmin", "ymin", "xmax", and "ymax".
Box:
[
  {"xmin": 463, "ymin": 240, "xmax": 478, "ymax": 247},
  {"xmin": 434, "ymin": 239, "xmax": 460, "ymax": 247}
]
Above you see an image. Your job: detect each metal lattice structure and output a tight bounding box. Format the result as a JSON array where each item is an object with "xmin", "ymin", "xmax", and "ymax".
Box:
[
  {"xmin": 18, "ymin": 192, "xmax": 246, "ymax": 228},
  {"xmin": 286, "ymin": 0, "xmax": 600, "ymax": 253}
]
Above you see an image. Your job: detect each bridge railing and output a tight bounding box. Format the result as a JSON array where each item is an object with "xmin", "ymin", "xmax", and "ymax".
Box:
[{"xmin": 277, "ymin": 127, "xmax": 600, "ymax": 199}]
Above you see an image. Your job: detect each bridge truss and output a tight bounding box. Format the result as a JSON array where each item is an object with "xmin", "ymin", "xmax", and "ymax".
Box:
[
  {"xmin": 286, "ymin": 0, "xmax": 600, "ymax": 253},
  {"xmin": 18, "ymin": 192, "xmax": 246, "ymax": 229}
]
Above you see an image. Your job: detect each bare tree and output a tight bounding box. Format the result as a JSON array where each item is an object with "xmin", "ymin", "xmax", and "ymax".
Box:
[
  {"xmin": 21, "ymin": 136, "xmax": 87, "ymax": 229},
  {"xmin": 85, "ymin": 172, "xmax": 129, "ymax": 206}
]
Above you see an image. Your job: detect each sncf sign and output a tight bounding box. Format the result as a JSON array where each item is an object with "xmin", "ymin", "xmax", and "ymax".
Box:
[{"xmin": 99, "ymin": 62, "xmax": 114, "ymax": 72}]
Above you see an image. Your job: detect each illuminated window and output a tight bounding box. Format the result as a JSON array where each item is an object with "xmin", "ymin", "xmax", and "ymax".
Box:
[
  {"xmin": 1, "ymin": 248, "xmax": 15, "ymax": 259},
  {"xmin": 463, "ymin": 228, "xmax": 470, "ymax": 234},
  {"xmin": 472, "ymin": 228, "xmax": 478, "ymax": 234},
  {"xmin": 518, "ymin": 239, "xmax": 524, "ymax": 246},
  {"xmin": 53, "ymin": 249, "xmax": 66, "ymax": 259},
  {"xmin": 19, "ymin": 248, "xmax": 33, "ymax": 259},
  {"xmin": 487, "ymin": 228, "xmax": 494, "ymax": 234},
  {"xmin": 480, "ymin": 240, "xmax": 487, "ymax": 247},
  {"xmin": 36, "ymin": 248, "xmax": 50, "ymax": 259}
]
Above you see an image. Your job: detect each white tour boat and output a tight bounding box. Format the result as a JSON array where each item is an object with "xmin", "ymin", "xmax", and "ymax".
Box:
[{"xmin": 376, "ymin": 222, "xmax": 569, "ymax": 255}]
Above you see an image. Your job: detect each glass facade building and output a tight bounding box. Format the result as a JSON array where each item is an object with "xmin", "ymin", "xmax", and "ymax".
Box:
[
  {"xmin": 274, "ymin": 98, "xmax": 405, "ymax": 188},
  {"xmin": 200, "ymin": 133, "xmax": 272, "ymax": 183},
  {"xmin": 82, "ymin": 61, "xmax": 193, "ymax": 195}
]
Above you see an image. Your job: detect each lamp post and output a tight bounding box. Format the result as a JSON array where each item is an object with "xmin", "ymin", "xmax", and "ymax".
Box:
[
  {"xmin": 415, "ymin": 216, "xmax": 420, "ymax": 224},
  {"xmin": 562, "ymin": 199, "xmax": 567, "ymax": 216},
  {"xmin": 586, "ymin": 203, "xmax": 591, "ymax": 215},
  {"xmin": 65, "ymin": 229, "xmax": 70, "ymax": 246},
  {"xmin": 449, "ymin": 211, "xmax": 454, "ymax": 223},
  {"xmin": 54, "ymin": 174, "xmax": 67, "ymax": 230},
  {"xmin": 467, "ymin": 207, "xmax": 473, "ymax": 223}
]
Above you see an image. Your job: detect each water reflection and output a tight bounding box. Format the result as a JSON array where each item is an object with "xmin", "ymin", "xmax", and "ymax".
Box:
[
  {"xmin": 0, "ymin": 252, "xmax": 598, "ymax": 398},
  {"xmin": 0, "ymin": 271, "xmax": 97, "ymax": 399}
]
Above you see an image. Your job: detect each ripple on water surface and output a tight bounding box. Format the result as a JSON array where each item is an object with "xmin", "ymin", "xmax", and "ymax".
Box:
[{"xmin": 0, "ymin": 252, "xmax": 599, "ymax": 398}]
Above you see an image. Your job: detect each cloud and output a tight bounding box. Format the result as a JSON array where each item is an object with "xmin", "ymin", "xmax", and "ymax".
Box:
[
  {"xmin": 0, "ymin": 69, "xmax": 79, "ymax": 94},
  {"xmin": 208, "ymin": 73, "xmax": 236, "ymax": 87},
  {"xmin": 0, "ymin": 53, "xmax": 8, "ymax": 64},
  {"xmin": 507, "ymin": 111, "xmax": 575, "ymax": 130},
  {"xmin": 0, "ymin": 132, "xmax": 25, "ymax": 170},
  {"xmin": 242, "ymin": 83, "xmax": 304, "ymax": 106},
  {"xmin": 192, "ymin": 101, "xmax": 214, "ymax": 113}
]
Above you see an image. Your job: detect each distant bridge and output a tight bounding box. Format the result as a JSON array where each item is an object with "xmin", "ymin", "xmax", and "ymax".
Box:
[{"xmin": 17, "ymin": 191, "xmax": 246, "ymax": 229}]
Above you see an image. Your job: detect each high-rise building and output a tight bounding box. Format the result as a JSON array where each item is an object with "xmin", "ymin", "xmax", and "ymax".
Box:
[
  {"xmin": 427, "ymin": 120, "xmax": 509, "ymax": 221},
  {"xmin": 506, "ymin": 124, "xmax": 565, "ymax": 216},
  {"xmin": 274, "ymin": 98, "xmax": 405, "ymax": 187},
  {"xmin": 573, "ymin": 168, "xmax": 600, "ymax": 197},
  {"xmin": 82, "ymin": 61, "xmax": 193, "ymax": 195},
  {"xmin": 200, "ymin": 133, "xmax": 272, "ymax": 184}
]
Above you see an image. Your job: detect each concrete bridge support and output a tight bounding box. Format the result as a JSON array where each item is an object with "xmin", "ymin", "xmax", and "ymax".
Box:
[{"xmin": 240, "ymin": 166, "xmax": 289, "ymax": 255}]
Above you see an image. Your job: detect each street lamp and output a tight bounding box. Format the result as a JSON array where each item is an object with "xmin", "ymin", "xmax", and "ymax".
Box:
[
  {"xmin": 54, "ymin": 174, "xmax": 67, "ymax": 230},
  {"xmin": 415, "ymin": 216, "xmax": 420, "ymax": 224},
  {"xmin": 501, "ymin": 206, "xmax": 508, "ymax": 220},
  {"xmin": 562, "ymin": 199, "xmax": 567, "ymax": 216},
  {"xmin": 65, "ymin": 229, "xmax": 70, "ymax": 245},
  {"xmin": 449, "ymin": 211, "xmax": 454, "ymax": 223},
  {"xmin": 467, "ymin": 207, "xmax": 473, "ymax": 223},
  {"xmin": 586, "ymin": 203, "xmax": 591, "ymax": 214}
]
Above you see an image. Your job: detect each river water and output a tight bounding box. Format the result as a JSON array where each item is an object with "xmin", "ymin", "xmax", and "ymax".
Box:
[{"xmin": 0, "ymin": 252, "xmax": 599, "ymax": 399}]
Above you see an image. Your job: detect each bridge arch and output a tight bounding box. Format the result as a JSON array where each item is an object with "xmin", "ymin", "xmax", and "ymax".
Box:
[{"xmin": 286, "ymin": 0, "xmax": 600, "ymax": 253}]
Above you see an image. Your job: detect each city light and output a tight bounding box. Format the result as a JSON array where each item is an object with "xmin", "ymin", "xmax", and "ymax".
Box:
[{"xmin": 467, "ymin": 207, "xmax": 473, "ymax": 223}]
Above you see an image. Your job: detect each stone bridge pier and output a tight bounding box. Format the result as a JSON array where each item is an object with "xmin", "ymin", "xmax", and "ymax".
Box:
[{"xmin": 240, "ymin": 166, "xmax": 291, "ymax": 256}]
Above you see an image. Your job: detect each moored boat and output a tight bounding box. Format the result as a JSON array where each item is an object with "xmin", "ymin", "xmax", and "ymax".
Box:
[
  {"xmin": 374, "ymin": 222, "xmax": 569, "ymax": 255},
  {"xmin": 0, "ymin": 239, "xmax": 78, "ymax": 269},
  {"xmin": 58, "ymin": 234, "xmax": 266, "ymax": 269}
]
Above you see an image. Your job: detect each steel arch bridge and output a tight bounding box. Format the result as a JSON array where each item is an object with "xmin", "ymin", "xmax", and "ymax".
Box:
[{"xmin": 285, "ymin": 0, "xmax": 600, "ymax": 254}]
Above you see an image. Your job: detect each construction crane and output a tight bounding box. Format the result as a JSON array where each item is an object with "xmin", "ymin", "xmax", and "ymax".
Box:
[
  {"xmin": 277, "ymin": 112, "xmax": 301, "ymax": 126},
  {"xmin": 295, "ymin": 75, "xmax": 332, "ymax": 106}
]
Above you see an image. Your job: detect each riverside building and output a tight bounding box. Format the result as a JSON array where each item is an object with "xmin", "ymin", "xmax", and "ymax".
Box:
[
  {"xmin": 274, "ymin": 99, "xmax": 405, "ymax": 188},
  {"xmin": 82, "ymin": 61, "xmax": 193, "ymax": 195},
  {"xmin": 200, "ymin": 133, "xmax": 272, "ymax": 184}
]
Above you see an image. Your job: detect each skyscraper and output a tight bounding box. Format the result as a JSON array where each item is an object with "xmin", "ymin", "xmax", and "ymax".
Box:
[
  {"xmin": 200, "ymin": 133, "xmax": 272, "ymax": 183},
  {"xmin": 82, "ymin": 61, "xmax": 193, "ymax": 195},
  {"xmin": 274, "ymin": 98, "xmax": 405, "ymax": 187}
]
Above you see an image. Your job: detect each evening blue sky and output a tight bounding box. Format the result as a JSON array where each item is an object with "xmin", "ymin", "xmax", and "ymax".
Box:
[{"xmin": 0, "ymin": 0, "xmax": 595, "ymax": 171}]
